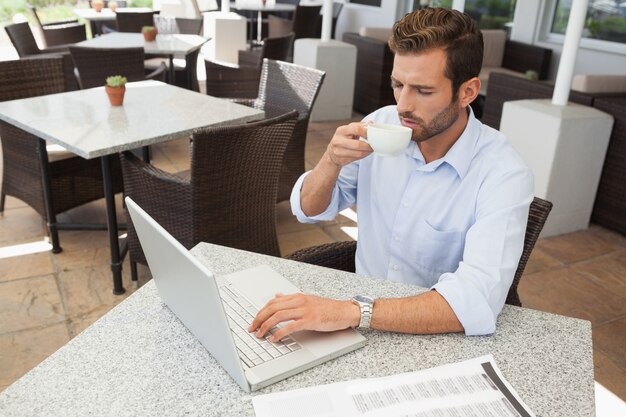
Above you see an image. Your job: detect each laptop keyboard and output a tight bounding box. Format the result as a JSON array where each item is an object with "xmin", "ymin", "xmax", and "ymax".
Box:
[{"xmin": 219, "ymin": 283, "xmax": 301, "ymax": 369}]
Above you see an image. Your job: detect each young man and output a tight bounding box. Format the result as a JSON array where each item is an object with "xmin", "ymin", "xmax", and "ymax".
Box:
[{"xmin": 250, "ymin": 8, "xmax": 533, "ymax": 339}]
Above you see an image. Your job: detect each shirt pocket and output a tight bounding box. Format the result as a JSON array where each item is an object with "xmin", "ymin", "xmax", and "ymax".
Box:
[{"xmin": 413, "ymin": 220, "xmax": 466, "ymax": 276}]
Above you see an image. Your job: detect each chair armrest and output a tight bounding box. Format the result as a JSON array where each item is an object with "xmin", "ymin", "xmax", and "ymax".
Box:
[
  {"xmin": 238, "ymin": 49, "xmax": 262, "ymax": 68},
  {"xmin": 231, "ymin": 98, "xmax": 257, "ymax": 107},
  {"xmin": 145, "ymin": 62, "xmax": 168, "ymax": 82},
  {"xmin": 285, "ymin": 241, "xmax": 357, "ymax": 273},
  {"xmin": 42, "ymin": 19, "xmax": 79, "ymax": 27}
]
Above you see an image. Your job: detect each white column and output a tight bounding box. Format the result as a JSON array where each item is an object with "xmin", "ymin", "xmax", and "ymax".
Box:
[
  {"xmin": 451, "ymin": 0, "xmax": 465, "ymax": 12},
  {"xmin": 552, "ymin": 0, "xmax": 589, "ymax": 106},
  {"xmin": 321, "ymin": 0, "xmax": 333, "ymax": 42},
  {"xmin": 221, "ymin": 0, "xmax": 230, "ymax": 12}
]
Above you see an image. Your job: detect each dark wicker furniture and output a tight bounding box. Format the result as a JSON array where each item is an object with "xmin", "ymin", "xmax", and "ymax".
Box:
[
  {"xmin": 286, "ymin": 197, "xmax": 553, "ymax": 308},
  {"xmin": 234, "ymin": 59, "xmax": 325, "ymax": 202},
  {"xmin": 27, "ymin": 4, "xmax": 86, "ymax": 48},
  {"xmin": 591, "ymin": 97, "xmax": 626, "ymax": 235},
  {"xmin": 205, "ymin": 33, "xmax": 295, "ymax": 99},
  {"xmin": 70, "ymin": 46, "xmax": 167, "ymax": 89},
  {"xmin": 0, "ymin": 57, "xmax": 123, "ymax": 252},
  {"xmin": 116, "ymin": 11, "xmax": 157, "ymax": 33},
  {"xmin": 120, "ymin": 110, "xmax": 299, "ymax": 281}
]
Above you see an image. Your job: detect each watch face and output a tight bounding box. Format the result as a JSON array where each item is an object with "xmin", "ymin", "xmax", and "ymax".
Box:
[{"xmin": 354, "ymin": 295, "xmax": 374, "ymax": 304}]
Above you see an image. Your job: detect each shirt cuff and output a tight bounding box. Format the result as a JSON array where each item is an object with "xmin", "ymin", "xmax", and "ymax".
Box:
[
  {"xmin": 290, "ymin": 171, "xmax": 341, "ymax": 223},
  {"xmin": 433, "ymin": 275, "xmax": 497, "ymax": 336}
]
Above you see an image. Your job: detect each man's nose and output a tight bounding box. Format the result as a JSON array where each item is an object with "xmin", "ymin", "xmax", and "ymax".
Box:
[{"xmin": 395, "ymin": 88, "xmax": 413, "ymax": 114}]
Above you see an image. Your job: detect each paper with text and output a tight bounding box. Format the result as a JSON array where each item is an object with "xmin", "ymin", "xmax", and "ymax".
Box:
[{"xmin": 252, "ymin": 355, "xmax": 535, "ymax": 417}]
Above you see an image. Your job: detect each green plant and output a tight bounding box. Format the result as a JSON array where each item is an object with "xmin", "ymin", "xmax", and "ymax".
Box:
[
  {"xmin": 105, "ymin": 75, "xmax": 127, "ymax": 88},
  {"xmin": 141, "ymin": 25, "xmax": 155, "ymax": 33}
]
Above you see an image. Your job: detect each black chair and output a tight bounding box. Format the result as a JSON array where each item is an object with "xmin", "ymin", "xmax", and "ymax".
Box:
[
  {"xmin": 286, "ymin": 197, "xmax": 553, "ymax": 308},
  {"xmin": 268, "ymin": 4, "xmax": 322, "ymax": 40},
  {"xmin": 120, "ymin": 111, "xmax": 299, "ymax": 281},
  {"xmin": 69, "ymin": 46, "xmax": 167, "ymax": 89},
  {"xmin": 0, "ymin": 57, "xmax": 123, "ymax": 252},
  {"xmin": 205, "ymin": 32, "xmax": 294, "ymax": 99},
  {"xmin": 233, "ymin": 59, "xmax": 325, "ymax": 203},
  {"xmin": 27, "ymin": 4, "xmax": 87, "ymax": 47}
]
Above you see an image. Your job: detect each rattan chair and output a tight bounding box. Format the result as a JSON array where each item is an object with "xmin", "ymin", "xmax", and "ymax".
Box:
[
  {"xmin": 70, "ymin": 46, "xmax": 167, "ymax": 89},
  {"xmin": 27, "ymin": 4, "xmax": 87, "ymax": 47},
  {"xmin": 0, "ymin": 57, "xmax": 123, "ymax": 252},
  {"xmin": 205, "ymin": 33, "xmax": 295, "ymax": 99},
  {"xmin": 286, "ymin": 197, "xmax": 553, "ymax": 308},
  {"xmin": 120, "ymin": 110, "xmax": 299, "ymax": 281},
  {"xmin": 232, "ymin": 59, "xmax": 325, "ymax": 202},
  {"xmin": 5, "ymin": 22, "xmax": 73, "ymax": 57},
  {"xmin": 116, "ymin": 11, "xmax": 157, "ymax": 33}
]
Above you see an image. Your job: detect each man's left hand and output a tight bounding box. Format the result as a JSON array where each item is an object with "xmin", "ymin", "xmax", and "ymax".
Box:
[{"xmin": 248, "ymin": 293, "xmax": 360, "ymax": 342}]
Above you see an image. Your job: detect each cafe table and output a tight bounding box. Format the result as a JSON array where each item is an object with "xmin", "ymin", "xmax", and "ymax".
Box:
[
  {"xmin": 230, "ymin": 1, "xmax": 296, "ymax": 44},
  {"xmin": 75, "ymin": 32, "xmax": 209, "ymax": 84},
  {"xmin": 0, "ymin": 81, "xmax": 263, "ymax": 295},
  {"xmin": 0, "ymin": 243, "xmax": 594, "ymax": 416},
  {"xmin": 73, "ymin": 7, "xmax": 153, "ymax": 36}
]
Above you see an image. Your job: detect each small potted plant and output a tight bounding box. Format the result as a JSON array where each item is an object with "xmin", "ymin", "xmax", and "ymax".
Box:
[
  {"xmin": 105, "ymin": 75, "xmax": 127, "ymax": 106},
  {"xmin": 92, "ymin": 0, "xmax": 104, "ymax": 12},
  {"xmin": 142, "ymin": 25, "xmax": 157, "ymax": 42}
]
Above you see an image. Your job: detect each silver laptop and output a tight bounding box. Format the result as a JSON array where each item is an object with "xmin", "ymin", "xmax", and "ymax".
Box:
[{"xmin": 125, "ymin": 197, "xmax": 366, "ymax": 392}]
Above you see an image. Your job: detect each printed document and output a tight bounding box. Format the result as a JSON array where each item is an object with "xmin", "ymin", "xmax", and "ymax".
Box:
[{"xmin": 252, "ymin": 355, "xmax": 535, "ymax": 417}]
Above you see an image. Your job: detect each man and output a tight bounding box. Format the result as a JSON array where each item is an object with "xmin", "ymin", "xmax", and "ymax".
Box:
[{"xmin": 250, "ymin": 8, "xmax": 533, "ymax": 339}]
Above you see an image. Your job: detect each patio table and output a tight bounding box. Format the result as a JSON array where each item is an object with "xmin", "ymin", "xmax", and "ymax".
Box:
[
  {"xmin": 0, "ymin": 80, "xmax": 263, "ymax": 294},
  {"xmin": 230, "ymin": 1, "xmax": 296, "ymax": 44},
  {"xmin": 75, "ymin": 32, "xmax": 209, "ymax": 84}
]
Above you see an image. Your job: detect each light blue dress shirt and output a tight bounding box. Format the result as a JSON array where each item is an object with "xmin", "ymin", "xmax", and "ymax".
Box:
[{"xmin": 290, "ymin": 106, "xmax": 534, "ymax": 336}]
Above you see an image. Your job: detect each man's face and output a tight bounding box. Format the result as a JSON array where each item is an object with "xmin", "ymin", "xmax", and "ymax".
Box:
[{"xmin": 391, "ymin": 49, "xmax": 460, "ymax": 143}]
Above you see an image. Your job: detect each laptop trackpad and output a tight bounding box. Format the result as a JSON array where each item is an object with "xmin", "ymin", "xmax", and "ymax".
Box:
[{"xmin": 223, "ymin": 264, "xmax": 301, "ymax": 308}]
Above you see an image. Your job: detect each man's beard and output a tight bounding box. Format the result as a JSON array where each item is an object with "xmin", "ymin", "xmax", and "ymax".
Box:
[{"xmin": 399, "ymin": 99, "xmax": 460, "ymax": 143}]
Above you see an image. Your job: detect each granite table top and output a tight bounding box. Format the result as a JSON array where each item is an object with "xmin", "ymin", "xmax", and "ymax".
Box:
[
  {"xmin": 0, "ymin": 243, "xmax": 594, "ymax": 417},
  {"xmin": 76, "ymin": 32, "xmax": 209, "ymax": 56},
  {"xmin": 0, "ymin": 80, "xmax": 263, "ymax": 159}
]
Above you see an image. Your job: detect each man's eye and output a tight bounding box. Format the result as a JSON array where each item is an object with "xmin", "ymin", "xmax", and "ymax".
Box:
[
  {"xmin": 418, "ymin": 91, "xmax": 433, "ymax": 96},
  {"xmin": 391, "ymin": 83, "xmax": 402, "ymax": 89}
]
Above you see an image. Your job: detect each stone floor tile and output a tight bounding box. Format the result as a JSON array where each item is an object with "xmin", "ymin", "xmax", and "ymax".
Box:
[
  {"xmin": 67, "ymin": 305, "xmax": 116, "ymax": 338},
  {"xmin": 0, "ymin": 252, "xmax": 54, "ymax": 283},
  {"xmin": 0, "ymin": 275, "xmax": 65, "ymax": 334},
  {"xmin": 2, "ymin": 195, "xmax": 26, "ymax": 210},
  {"xmin": 52, "ymin": 230, "xmax": 109, "ymax": 252},
  {"xmin": 594, "ymin": 350, "xmax": 626, "ymax": 400},
  {"xmin": 305, "ymin": 143, "xmax": 328, "ymax": 167},
  {"xmin": 278, "ymin": 227, "xmax": 336, "ymax": 257},
  {"xmin": 593, "ymin": 317, "xmax": 626, "ymax": 366},
  {"xmin": 573, "ymin": 251, "xmax": 626, "ymax": 298},
  {"xmin": 536, "ymin": 229, "xmax": 622, "ymax": 265},
  {"xmin": 0, "ymin": 323, "xmax": 70, "ymax": 388},
  {"xmin": 0, "ymin": 206, "xmax": 46, "ymax": 245},
  {"xmin": 587, "ymin": 225, "xmax": 626, "ymax": 249},
  {"xmin": 54, "ymin": 245, "xmax": 112, "ymax": 273},
  {"xmin": 523, "ymin": 247, "xmax": 563, "ymax": 275},
  {"xmin": 519, "ymin": 268, "xmax": 626, "ymax": 326}
]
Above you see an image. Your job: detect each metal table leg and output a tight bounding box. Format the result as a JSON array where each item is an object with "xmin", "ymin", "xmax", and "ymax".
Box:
[
  {"xmin": 101, "ymin": 154, "xmax": 125, "ymax": 295},
  {"xmin": 37, "ymin": 139, "xmax": 62, "ymax": 253}
]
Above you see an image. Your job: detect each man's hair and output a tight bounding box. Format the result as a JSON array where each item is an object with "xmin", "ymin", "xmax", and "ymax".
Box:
[{"xmin": 388, "ymin": 8, "xmax": 483, "ymax": 97}]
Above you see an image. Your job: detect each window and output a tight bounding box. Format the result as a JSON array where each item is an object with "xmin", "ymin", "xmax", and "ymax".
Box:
[
  {"xmin": 417, "ymin": 0, "xmax": 517, "ymax": 30},
  {"xmin": 551, "ymin": 0, "xmax": 626, "ymax": 45}
]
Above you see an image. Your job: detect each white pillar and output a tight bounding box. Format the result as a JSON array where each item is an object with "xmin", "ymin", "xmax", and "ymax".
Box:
[
  {"xmin": 321, "ymin": 0, "xmax": 332, "ymax": 42},
  {"xmin": 221, "ymin": 0, "xmax": 230, "ymax": 12},
  {"xmin": 552, "ymin": 0, "xmax": 589, "ymax": 106},
  {"xmin": 451, "ymin": 0, "xmax": 465, "ymax": 12}
]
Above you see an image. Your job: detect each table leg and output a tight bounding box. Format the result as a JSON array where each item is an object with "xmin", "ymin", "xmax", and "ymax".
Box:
[
  {"xmin": 169, "ymin": 55, "xmax": 175, "ymax": 85},
  {"xmin": 101, "ymin": 154, "xmax": 125, "ymax": 295},
  {"xmin": 37, "ymin": 139, "xmax": 62, "ymax": 253},
  {"xmin": 257, "ymin": 10, "xmax": 262, "ymax": 44}
]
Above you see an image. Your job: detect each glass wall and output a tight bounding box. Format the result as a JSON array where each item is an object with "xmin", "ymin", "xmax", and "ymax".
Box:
[
  {"xmin": 425, "ymin": 0, "xmax": 517, "ymax": 30},
  {"xmin": 552, "ymin": 0, "xmax": 626, "ymax": 45}
]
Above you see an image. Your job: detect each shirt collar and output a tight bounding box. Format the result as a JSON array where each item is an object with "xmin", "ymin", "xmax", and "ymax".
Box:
[{"xmin": 407, "ymin": 107, "xmax": 481, "ymax": 179}]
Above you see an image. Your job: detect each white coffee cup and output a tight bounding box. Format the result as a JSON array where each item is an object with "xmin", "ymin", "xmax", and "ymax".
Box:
[{"xmin": 361, "ymin": 123, "xmax": 412, "ymax": 156}]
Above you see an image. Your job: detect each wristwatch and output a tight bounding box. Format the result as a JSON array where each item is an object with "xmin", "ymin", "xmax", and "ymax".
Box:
[{"xmin": 351, "ymin": 295, "xmax": 374, "ymax": 329}]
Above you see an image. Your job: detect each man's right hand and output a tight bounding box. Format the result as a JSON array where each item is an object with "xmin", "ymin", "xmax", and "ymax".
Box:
[{"xmin": 325, "ymin": 122, "xmax": 373, "ymax": 167}]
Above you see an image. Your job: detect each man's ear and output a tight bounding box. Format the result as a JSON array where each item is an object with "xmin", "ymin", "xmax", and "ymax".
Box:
[{"xmin": 458, "ymin": 77, "xmax": 481, "ymax": 107}]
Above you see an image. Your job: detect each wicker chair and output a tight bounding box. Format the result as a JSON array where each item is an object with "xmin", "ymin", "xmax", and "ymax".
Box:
[
  {"xmin": 268, "ymin": 4, "xmax": 322, "ymax": 40},
  {"xmin": 69, "ymin": 46, "xmax": 167, "ymax": 89},
  {"xmin": 205, "ymin": 33, "xmax": 295, "ymax": 99},
  {"xmin": 286, "ymin": 197, "xmax": 553, "ymax": 308},
  {"xmin": 233, "ymin": 59, "xmax": 325, "ymax": 202},
  {"xmin": 116, "ymin": 11, "xmax": 157, "ymax": 33},
  {"xmin": 144, "ymin": 17, "xmax": 204, "ymax": 91},
  {"xmin": 27, "ymin": 4, "xmax": 87, "ymax": 48},
  {"xmin": 120, "ymin": 110, "xmax": 299, "ymax": 281},
  {"xmin": 0, "ymin": 57, "xmax": 123, "ymax": 252}
]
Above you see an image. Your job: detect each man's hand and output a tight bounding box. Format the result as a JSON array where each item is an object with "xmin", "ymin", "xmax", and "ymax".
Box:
[
  {"xmin": 248, "ymin": 293, "xmax": 360, "ymax": 342},
  {"xmin": 325, "ymin": 122, "xmax": 373, "ymax": 167}
]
